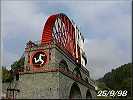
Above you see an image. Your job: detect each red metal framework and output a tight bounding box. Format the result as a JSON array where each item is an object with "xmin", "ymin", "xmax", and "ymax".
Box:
[{"xmin": 41, "ymin": 13, "xmax": 80, "ymax": 62}]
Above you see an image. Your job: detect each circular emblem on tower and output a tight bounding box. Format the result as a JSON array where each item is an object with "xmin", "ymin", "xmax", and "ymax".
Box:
[{"xmin": 32, "ymin": 51, "xmax": 47, "ymax": 67}]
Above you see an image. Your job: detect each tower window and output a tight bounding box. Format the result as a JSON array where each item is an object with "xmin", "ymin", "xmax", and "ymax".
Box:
[{"xmin": 59, "ymin": 60, "xmax": 69, "ymax": 71}]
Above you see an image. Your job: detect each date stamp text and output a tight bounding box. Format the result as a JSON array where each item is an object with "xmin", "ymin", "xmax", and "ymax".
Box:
[{"xmin": 97, "ymin": 90, "xmax": 128, "ymax": 97}]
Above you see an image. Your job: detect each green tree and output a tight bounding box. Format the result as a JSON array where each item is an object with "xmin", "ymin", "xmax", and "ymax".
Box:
[
  {"xmin": 11, "ymin": 61, "xmax": 20, "ymax": 70},
  {"xmin": 2, "ymin": 67, "xmax": 13, "ymax": 83},
  {"xmin": 11, "ymin": 57, "xmax": 25, "ymax": 70}
]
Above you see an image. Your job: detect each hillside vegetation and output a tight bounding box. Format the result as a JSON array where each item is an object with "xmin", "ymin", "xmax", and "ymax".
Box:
[{"xmin": 97, "ymin": 63, "xmax": 132, "ymax": 99}]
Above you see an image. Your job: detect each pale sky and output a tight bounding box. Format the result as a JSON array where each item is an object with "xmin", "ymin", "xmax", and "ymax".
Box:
[{"xmin": 1, "ymin": 0, "xmax": 132, "ymax": 79}]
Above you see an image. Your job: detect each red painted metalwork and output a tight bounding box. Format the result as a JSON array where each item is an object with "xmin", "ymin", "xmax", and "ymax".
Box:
[
  {"xmin": 41, "ymin": 13, "xmax": 80, "ymax": 63},
  {"xmin": 41, "ymin": 15, "xmax": 57, "ymax": 44}
]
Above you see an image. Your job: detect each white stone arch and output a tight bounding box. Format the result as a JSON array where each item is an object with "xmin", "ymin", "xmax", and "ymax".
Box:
[
  {"xmin": 86, "ymin": 89, "xmax": 92, "ymax": 99},
  {"xmin": 69, "ymin": 82, "xmax": 82, "ymax": 99}
]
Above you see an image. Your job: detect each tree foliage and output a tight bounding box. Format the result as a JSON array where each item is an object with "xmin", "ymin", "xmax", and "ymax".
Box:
[
  {"xmin": 11, "ymin": 57, "xmax": 25, "ymax": 70},
  {"xmin": 2, "ymin": 56, "xmax": 25, "ymax": 83},
  {"xmin": 97, "ymin": 63, "xmax": 132, "ymax": 98},
  {"xmin": 2, "ymin": 67, "xmax": 13, "ymax": 83}
]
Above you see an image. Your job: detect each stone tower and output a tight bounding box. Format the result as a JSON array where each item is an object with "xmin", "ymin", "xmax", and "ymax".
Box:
[{"xmin": 14, "ymin": 13, "xmax": 96, "ymax": 99}]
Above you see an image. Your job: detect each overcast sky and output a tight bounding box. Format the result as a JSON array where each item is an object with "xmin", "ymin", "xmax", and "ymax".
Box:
[{"xmin": 1, "ymin": 0, "xmax": 132, "ymax": 79}]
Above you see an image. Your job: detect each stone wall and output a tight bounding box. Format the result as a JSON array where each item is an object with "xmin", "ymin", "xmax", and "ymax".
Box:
[
  {"xmin": 59, "ymin": 72, "xmax": 96, "ymax": 99},
  {"xmin": 2, "ymin": 43, "xmax": 96, "ymax": 99},
  {"xmin": 16, "ymin": 72, "xmax": 59, "ymax": 99}
]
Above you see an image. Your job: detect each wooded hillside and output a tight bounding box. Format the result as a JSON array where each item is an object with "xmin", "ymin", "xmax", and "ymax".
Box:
[{"xmin": 97, "ymin": 63, "xmax": 132, "ymax": 99}]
